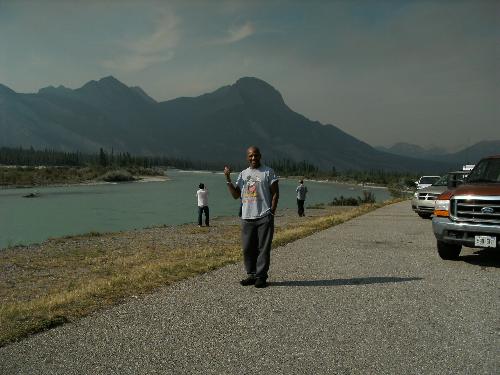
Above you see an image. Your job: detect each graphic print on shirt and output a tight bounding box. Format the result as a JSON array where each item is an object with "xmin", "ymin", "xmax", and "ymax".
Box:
[{"xmin": 242, "ymin": 175, "xmax": 261, "ymax": 203}]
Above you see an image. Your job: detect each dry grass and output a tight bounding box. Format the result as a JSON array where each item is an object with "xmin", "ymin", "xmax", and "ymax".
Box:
[{"xmin": 0, "ymin": 200, "xmax": 398, "ymax": 346}]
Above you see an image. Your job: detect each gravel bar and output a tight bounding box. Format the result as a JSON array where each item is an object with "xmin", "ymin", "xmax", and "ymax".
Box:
[{"xmin": 1, "ymin": 201, "xmax": 499, "ymax": 374}]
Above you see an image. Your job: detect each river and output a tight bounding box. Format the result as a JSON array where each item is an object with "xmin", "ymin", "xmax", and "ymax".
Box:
[{"xmin": 0, "ymin": 169, "xmax": 390, "ymax": 249}]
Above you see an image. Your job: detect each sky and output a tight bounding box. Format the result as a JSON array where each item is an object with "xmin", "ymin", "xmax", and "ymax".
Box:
[{"xmin": 0, "ymin": 0, "xmax": 498, "ymax": 151}]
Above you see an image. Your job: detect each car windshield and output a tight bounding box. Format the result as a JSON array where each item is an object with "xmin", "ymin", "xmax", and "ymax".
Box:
[
  {"xmin": 432, "ymin": 175, "xmax": 448, "ymax": 186},
  {"xmin": 420, "ymin": 176, "xmax": 439, "ymax": 184},
  {"xmin": 467, "ymin": 158, "xmax": 500, "ymax": 183}
]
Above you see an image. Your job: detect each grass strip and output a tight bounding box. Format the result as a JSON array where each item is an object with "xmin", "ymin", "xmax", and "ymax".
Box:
[{"xmin": 0, "ymin": 200, "xmax": 398, "ymax": 346}]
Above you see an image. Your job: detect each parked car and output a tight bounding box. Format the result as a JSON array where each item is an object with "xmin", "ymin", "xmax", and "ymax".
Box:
[
  {"xmin": 411, "ymin": 170, "xmax": 470, "ymax": 219},
  {"xmin": 415, "ymin": 175, "xmax": 440, "ymax": 190},
  {"xmin": 432, "ymin": 155, "xmax": 500, "ymax": 259},
  {"xmin": 412, "ymin": 175, "xmax": 448, "ymax": 219}
]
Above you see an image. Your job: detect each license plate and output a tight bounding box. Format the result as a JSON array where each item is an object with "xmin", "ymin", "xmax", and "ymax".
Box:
[{"xmin": 474, "ymin": 235, "xmax": 497, "ymax": 248}]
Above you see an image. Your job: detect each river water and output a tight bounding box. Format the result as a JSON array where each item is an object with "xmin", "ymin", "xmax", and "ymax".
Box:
[{"xmin": 0, "ymin": 169, "xmax": 389, "ymax": 249}]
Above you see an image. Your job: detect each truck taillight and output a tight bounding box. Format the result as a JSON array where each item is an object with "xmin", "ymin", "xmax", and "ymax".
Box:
[{"xmin": 434, "ymin": 199, "xmax": 450, "ymax": 217}]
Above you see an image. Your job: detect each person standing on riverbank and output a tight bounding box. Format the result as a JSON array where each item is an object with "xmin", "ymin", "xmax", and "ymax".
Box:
[
  {"xmin": 224, "ymin": 146, "xmax": 279, "ymax": 288},
  {"xmin": 196, "ymin": 183, "xmax": 209, "ymax": 227},
  {"xmin": 296, "ymin": 179, "xmax": 308, "ymax": 217}
]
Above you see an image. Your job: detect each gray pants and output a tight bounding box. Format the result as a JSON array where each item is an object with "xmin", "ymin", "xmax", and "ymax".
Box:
[{"xmin": 241, "ymin": 214, "xmax": 274, "ymax": 279}]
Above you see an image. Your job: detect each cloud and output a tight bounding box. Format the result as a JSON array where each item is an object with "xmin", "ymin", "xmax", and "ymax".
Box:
[
  {"xmin": 100, "ymin": 8, "xmax": 180, "ymax": 73},
  {"xmin": 127, "ymin": 10, "xmax": 180, "ymax": 55},
  {"xmin": 211, "ymin": 22, "xmax": 255, "ymax": 45},
  {"xmin": 101, "ymin": 52, "xmax": 174, "ymax": 73}
]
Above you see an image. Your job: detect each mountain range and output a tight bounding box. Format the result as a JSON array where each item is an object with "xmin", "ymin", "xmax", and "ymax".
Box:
[
  {"xmin": 0, "ymin": 76, "xmax": 493, "ymax": 172},
  {"xmin": 376, "ymin": 141, "xmax": 500, "ymax": 165}
]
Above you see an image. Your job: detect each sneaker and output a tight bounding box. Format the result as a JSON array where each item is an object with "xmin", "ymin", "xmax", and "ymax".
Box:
[
  {"xmin": 254, "ymin": 278, "xmax": 268, "ymax": 288},
  {"xmin": 240, "ymin": 276, "xmax": 256, "ymax": 286}
]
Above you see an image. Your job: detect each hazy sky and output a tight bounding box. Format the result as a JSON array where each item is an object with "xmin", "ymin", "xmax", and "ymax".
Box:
[{"xmin": 0, "ymin": 0, "xmax": 498, "ymax": 150}]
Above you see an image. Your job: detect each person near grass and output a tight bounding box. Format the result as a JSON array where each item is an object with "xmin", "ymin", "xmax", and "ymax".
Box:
[
  {"xmin": 196, "ymin": 183, "xmax": 209, "ymax": 227},
  {"xmin": 224, "ymin": 146, "xmax": 279, "ymax": 288},
  {"xmin": 296, "ymin": 179, "xmax": 308, "ymax": 217}
]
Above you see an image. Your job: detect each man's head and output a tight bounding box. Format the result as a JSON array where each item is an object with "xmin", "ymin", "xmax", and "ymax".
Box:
[
  {"xmin": 246, "ymin": 146, "xmax": 261, "ymax": 169},
  {"xmin": 199, "ymin": 183, "xmax": 204, "ymax": 189},
  {"xmin": 299, "ymin": 179, "xmax": 303, "ymax": 184}
]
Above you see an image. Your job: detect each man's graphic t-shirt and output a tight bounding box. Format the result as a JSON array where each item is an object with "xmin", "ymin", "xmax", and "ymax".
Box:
[{"xmin": 236, "ymin": 165, "xmax": 278, "ymax": 219}]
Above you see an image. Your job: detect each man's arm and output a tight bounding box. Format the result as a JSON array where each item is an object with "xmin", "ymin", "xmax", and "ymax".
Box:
[
  {"xmin": 270, "ymin": 181, "xmax": 279, "ymax": 215},
  {"xmin": 224, "ymin": 166, "xmax": 241, "ymax": 199}
]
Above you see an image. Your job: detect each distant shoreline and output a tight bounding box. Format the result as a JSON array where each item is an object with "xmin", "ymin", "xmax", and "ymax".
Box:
[
  {"xmin": 0, "ymin": 165, "xmax": 169, "ymax": 190},
  {"xmin": 190, "ymin": 170, "xmax": 389, "ymax": 190},
  {"xmin": 0, "ymin": 165, "xmax": 391, "ymax": 191}
]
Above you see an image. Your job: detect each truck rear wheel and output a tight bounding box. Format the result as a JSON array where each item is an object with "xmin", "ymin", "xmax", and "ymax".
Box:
[{"xmin": 437, "ymin": 240, "xmax": 461, "ymax": 260}]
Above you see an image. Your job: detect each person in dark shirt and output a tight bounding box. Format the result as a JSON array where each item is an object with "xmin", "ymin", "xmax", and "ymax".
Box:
[{"xmin": 296, "ymin": 179, "xmax": 308, "ymax": 217}]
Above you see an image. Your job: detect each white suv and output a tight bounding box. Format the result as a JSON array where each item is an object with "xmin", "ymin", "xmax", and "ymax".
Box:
[
  {"xmin": 411, "ymin": 171, "xmax": 468, "ymax": 219},
  {"xmin": 412, "ymin": 175, "xmax": 448, "ymax": 218},
  {"xmin": 415, "ymin": 175, "xmax": 440, "ymax": 190}
]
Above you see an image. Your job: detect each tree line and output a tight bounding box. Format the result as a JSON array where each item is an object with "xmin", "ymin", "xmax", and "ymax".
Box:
[
  {"xmin": 268, "ymin": 158, "xmax": 319, "ymax": 176},
  {"xmin": 0, "ymin": 146, "xmax": 216, "ymax": 170}
]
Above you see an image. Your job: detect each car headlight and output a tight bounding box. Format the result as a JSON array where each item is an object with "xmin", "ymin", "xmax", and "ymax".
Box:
[{"xmin": 434, "ymin": 200, "xmax": 450, "ymax": 217}]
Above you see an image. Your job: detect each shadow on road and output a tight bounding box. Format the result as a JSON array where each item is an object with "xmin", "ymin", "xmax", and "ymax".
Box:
[
  {"xmin": 460, "ymin": 248, "xmax": 500, "ymax": 268},
  {"xmin": 269, "ymin": 276, "xmax": 423, "ymax": 287}
]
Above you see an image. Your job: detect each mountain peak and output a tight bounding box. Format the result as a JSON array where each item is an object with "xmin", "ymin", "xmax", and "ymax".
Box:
[
  {"xmin": 74, "ymin": 76, "xmax": 156, "ymax": 108},
  {"xmin": 79, "ymin": 76, "xmax": 127, "ymax": 91},
  {"xmin": 38, "ymin": 85, "xmax": 73, "ymax": 95},
  {"xmin": 232, "ymin": 77, "xmax": 285, "ymax": 107},
  {"xmin": 98, "ymin": 75, "xmax": 122, "ymax": 85},
  {"xmin": 235, "ymin": 76, "xmax": 272, "ymax": 87}
]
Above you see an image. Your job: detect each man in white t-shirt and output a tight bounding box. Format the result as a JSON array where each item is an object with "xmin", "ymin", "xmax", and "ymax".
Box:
[
  {"xmin": 224, "ymin": 146, "xmax": 279, "ymax": 288},
  {"xmin": 196, "ymin": 183, "xmax": 209, "ymax": 227}
]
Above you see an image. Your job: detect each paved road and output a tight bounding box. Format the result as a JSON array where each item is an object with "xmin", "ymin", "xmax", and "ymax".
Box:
[{"xmin": 1, "ymin": 201, "xmax": 499, "ymax": 374}]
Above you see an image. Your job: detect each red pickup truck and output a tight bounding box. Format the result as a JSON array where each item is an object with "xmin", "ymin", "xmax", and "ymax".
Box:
[{"xmin": 432, "ymin": 155, "xmax": 500, "ymax": 259}]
